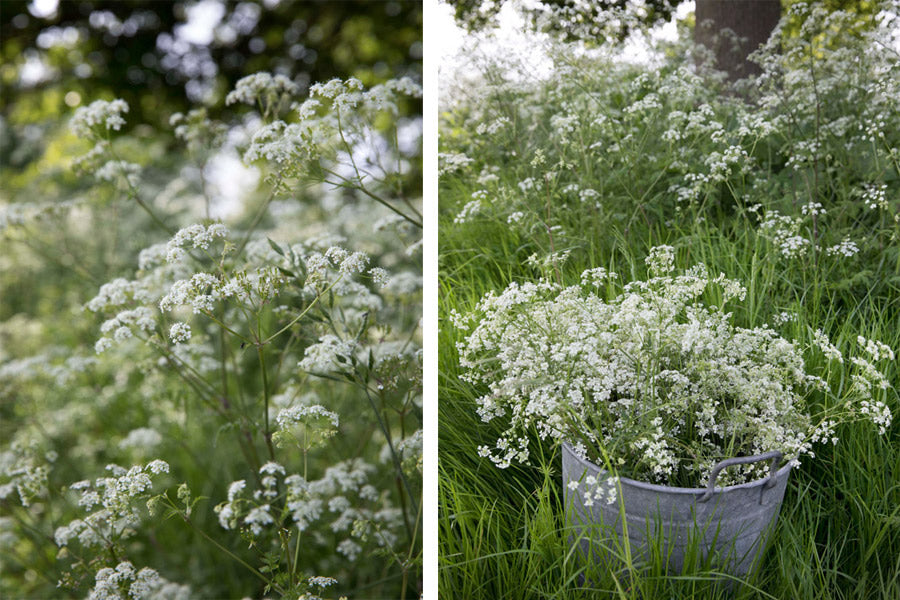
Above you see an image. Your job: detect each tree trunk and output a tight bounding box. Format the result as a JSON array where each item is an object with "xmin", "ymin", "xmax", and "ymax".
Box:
[{"xmin": 694, "ymin": 0, "xmax": 782, "ymax": 81}]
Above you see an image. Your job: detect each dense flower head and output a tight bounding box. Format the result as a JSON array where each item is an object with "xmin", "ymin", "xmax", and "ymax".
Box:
[
  {"xmin": 70, "ymin": 99, "xmax": 129, "ymax": 137},
  {"xmin": 85, "ymin": 561, "xmax": 191, "ymax": 600},
  {"xmin": 165, "ymin": 223, "xmax": 229, "ymax": 263},
  {"xmin": 243, "ymin": 119, "xmax": 323, "ymax": 164},
  {"xmin": 54, "ymin": 461, "xmax": 169, "ymax": 550},
  {"xmin": 457, "ymin": 250, "xmax": 892, "ymax": 485},
  {"xmin": 86, "ymin": 278, "xmax": 153, "ymax": 313},
  {"xmin": 299, "ymin": 335, "xmax": 357, "ymax": 373},
  {"xmin": 240, "ymin": 75, "xmax": 422, "ymax": 171},
  {"xmin": 225, "ymin": 72, "xmax": 299, "ymax": 106},
  {"xmin": 214, "ymin": 458, "xmax": 403, "ymax": 560},
  {"xmin": 274, "ymin": 405, "xmax": 340, "ymax": 450},
  {"xmin": 277, "ymin": 405, "xmax": 340, "ymax": 430},
  {"xmin": 168, "ymin": 322, "xmax": 191, "ymax": 344},
  {"xmin": 94, "ymin": 307, "xmax": 157, "ymax": 354}
]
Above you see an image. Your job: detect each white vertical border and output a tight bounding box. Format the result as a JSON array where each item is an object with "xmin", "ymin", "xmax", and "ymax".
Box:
[{"xmin": 422, "ymin": 0, "xmax": 439, "ymax": 597}]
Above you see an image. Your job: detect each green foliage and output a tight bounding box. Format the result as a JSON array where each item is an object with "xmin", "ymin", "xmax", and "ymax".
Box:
[{"xmin": 447, "ymin": 0, "xmax": 680, "ymax": 42}]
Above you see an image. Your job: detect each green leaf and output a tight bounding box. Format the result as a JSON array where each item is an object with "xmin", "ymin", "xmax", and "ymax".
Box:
[{"xmin": 267, "ymin": 237, "xmax": 285, "ymax": 257}]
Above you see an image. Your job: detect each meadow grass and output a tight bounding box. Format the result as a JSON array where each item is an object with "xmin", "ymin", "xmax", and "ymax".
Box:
[{"xmin": 438, "ymin": 190, "xmax": 900, "ymax": 598}]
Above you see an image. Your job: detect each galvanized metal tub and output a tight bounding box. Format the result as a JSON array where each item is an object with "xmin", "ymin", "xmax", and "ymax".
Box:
[{"xmin": 562, "ymin": 442, "xmax": 792, "ymax": 578}]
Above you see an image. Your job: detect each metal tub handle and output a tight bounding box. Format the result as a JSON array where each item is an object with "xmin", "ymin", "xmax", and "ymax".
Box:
[{"xmin": 698, "ymin": 451, "xmax": 783, "ymax": 503}]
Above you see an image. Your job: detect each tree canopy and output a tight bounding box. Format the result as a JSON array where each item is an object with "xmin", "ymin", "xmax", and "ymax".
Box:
[{"xmin": 0, "ymin": 1, "xmax": 422, "ymax": 131}]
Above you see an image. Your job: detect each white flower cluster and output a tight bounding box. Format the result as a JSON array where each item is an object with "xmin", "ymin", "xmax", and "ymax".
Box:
[
  {"xmin": 861, "ymin": 183, "xmax": 888, "ymax": 211},
  {"xmin": 0, "ymin": 441, "xmax": 49, "ymax": 507},
  {"xmin": 0, "ymin": 199, "xmax": 84, "ymax": 233},
  {"xmin": 759, "ymin": 211, "xmax": 810, "ymax": 259},
  {"xmin": 54, "ymin": 461, "xmax": 169, "ymax": 549},
  {"xmin": 277, "ymin": 405, "xmax": 340, "ymax": 430},
  {"xmin": 800, "ymin": 201, "xmax": 825, "ymax": 217},
  {"xmin": 86, "ymin": 278, "xmax": 153, "ymax": 312},
  {"xmin": 87, "ymin": 227, "xmax": 386, "ymax": 364},
  {"xmin": 71, "ymin": 140, "xmax": 110, "ymax": 173},
  {"xmin": 86, "ymin": 561, "xmax": 191, "ymax": 600},
  {"xmin": 812, "ymin": 329, "xmax": 844, "ymax": 363},
  {"xmin": 70, "ymin": 99, "xmax": 129, "ymax": 137},
  {"xmin": 0, "ymin": 351, "xmax": 98, "ymax": 387},
  {"xmin": 168, "ymin": 322, "xmax": 191, "ymax": 344},
  {"xmin": 392, "ymin": 429, "xmax": 423, "ymax": 475},
  {"xmin": 525, "ymin": 249, "xmax": 571, "ymax": 271},
  {"xmin": 324, "ymin": 246, "xmax": 369, "ymax": 276},
  {"xmin": 457, "ymin": 250, "xmax": 890, "ymax": 485},
  {"xmin": 580, "ymin": 267, "xmax": 617, "ymax": 287},
  {"xmin": 567, "ymin": 472, "xmax": 619, "ymax": 507},
  {"xmin": 240, "ymin": 75, "xmax": 421, "ymax": 167},
  {"xmin": 274, "ymin": 405, "xmax": 340, "ymax": 450},
  {"xmin": 308, "ymin": 576, "xmax": 338, "ymax": 588},
  {"xmin": 826, "ymin": 237, "xmax": 860, "ymax": 258},
  {"xmin": 301, "ymin": 575, "xmax": 341, "ymax": 600},
  {"xmin": 168, "ymin": 108, "xmax": 226, "ymax": 148},
  {"xmin": 165, "ymin": 223, "xmax": 229, "ymax": 263},
  {"xmin": 225, "ymin": 72, "xmax": 299, "ymax": 106},
  {"xmin": 309, "ymin": 76, "xmax": 421, "ymax": 112},
  {"xmin": 507, "ymin": 211, "xmax": 525, "ymax": 224},
  {"xmin": 858, "ymin": 336, "xmax": 895, "ymax": 362},
  {"xmin": 94, "ymin": 307, "xmax": 157, "ymax": 354},
  {"xmin": 474, "ymin": 166, "xmax": 499, "ymax": 186},
  {"xmin": 299, "ymin": 334, "xmax": 357, "ymax": 373},
  {"xmin": 215, "ymin": 459, "xmax": 403, "ymax": 560},
  {"xmin": 454, "ymin": 199, "xmax": 482, "ymax": 224},
  {"xmin": 159, "ymin": 267, "xmax": 286, "ymax": 315},
  {"xmin": 242, "ymin": 119, "xmax": 321, "ymax": 164},
  {"xmin": 772, "ymin": 311, "xmax": 796, "ymax": 326},
  {"xmin": 438, "ymin": 152, "xmax": 474, "ymax": 176},
  {"xmin": 95, "ymin": 160, "xmax": 141, "ymax": 187},
  {"xmin": 476, "ymin": 116, "xmax": 511, "ymax": 136}
]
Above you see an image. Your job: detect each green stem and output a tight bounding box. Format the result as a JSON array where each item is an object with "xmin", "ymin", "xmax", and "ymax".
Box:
[
  {"xmin": 257, "ymin": 345, "xmax": 276, "ymax": 461},
  {"xmin": 321, "ymin": 169, "xmax": 422, "ymax": 228},
  {"xmin": 260, "ymin": 277, "xmax": 342, "ymax": 345},
  {"xmin": 363, "ymin": 387, "xmax": 419, "ymax": 519},
  {"xmin": 182, "ymin": 514, "xmax": 282, "ymax": 594},
  {"xmin": 201, "ymin": 310, "xmax": 251, "ymax": 343},
  {"xmin": 291, "ymin": 524, "xmax": 302, "ymax": 584}
]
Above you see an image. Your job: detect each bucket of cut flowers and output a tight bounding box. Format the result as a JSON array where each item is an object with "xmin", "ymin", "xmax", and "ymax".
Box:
[{"xmin": 454, "ymin": 246, "xmax": 894, "ymax": 580}]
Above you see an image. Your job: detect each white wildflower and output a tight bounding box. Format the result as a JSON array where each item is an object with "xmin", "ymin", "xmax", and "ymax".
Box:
[
  {"xmin": 226, "ymin": 72, "xmax": 299, "ymax": 106},
  {"xmin": 168, "ymin": 322, "xmax": 191, "ymax": 344},
  {"xmin": 70, "ymin": 99, "xmax": 129, "ymax": 137},
  {"xmin": 827, "ymin": 237, "xmax": 859, "ymax": 258}
]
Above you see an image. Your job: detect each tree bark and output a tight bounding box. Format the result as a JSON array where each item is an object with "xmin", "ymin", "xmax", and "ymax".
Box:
[{"xmin": 694, "ymin": 0, "xmax": 782, "ymax": 81}]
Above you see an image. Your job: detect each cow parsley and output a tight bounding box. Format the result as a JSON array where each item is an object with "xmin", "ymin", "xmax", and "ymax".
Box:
[
  {"xmin": 70, "ymin": 99, "xmax": 129, "ymax": 137},
  {"xmin": 458, "ymin": 249, "xmax": 893, "ymax": 486}
]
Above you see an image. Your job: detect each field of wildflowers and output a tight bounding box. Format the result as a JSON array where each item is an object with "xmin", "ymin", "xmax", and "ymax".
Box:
[
  {"xmin": 439, "ymin": 2, "xmax": 900, "ymax": 597},
  {"xmin": 1, "ymin": 66, "xmax": 422, "ymax": 600}
]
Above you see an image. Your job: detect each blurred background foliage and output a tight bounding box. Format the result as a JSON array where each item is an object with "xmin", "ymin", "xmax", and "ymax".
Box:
[
  {"xmin": 447, "ymin": 0, "xmax": 881, "ymax": 33},
  {"xmin": 0, "ymin": 0, "xmax": 422, "ymax": 168}
]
